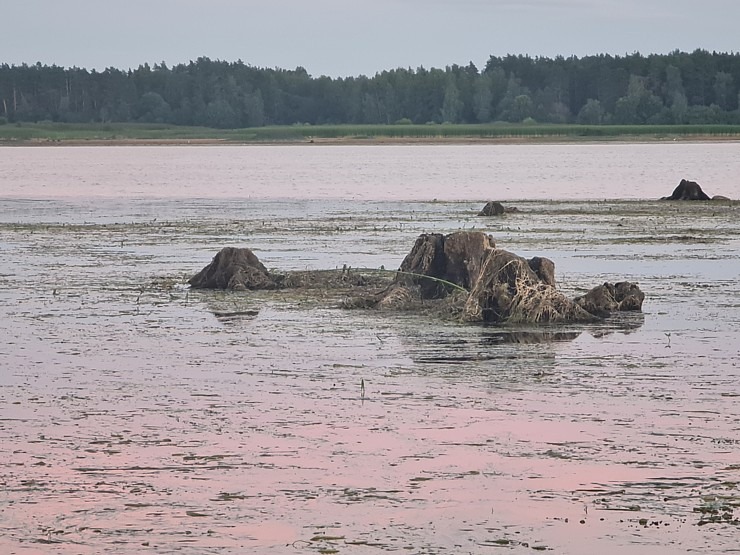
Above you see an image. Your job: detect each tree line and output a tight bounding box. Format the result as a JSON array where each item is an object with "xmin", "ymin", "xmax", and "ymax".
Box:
[{"xmin": 1, "ymin": 50, "xmax": 740, "ymax": 128}]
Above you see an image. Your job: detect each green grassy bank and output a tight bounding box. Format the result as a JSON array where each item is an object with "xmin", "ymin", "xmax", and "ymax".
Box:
[{"xmin": 2, "ymin": 121, "xmax": 740, "ymax": 144}]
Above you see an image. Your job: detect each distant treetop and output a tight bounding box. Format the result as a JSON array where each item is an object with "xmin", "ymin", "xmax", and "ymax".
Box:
[{"xmin": 1, "ymin": 50, "xmax": 739, "ymax": 127}]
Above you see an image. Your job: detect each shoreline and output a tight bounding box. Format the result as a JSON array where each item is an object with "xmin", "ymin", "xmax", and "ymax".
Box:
[{"xmin": 2, "ymin": 134, "xmax": 740, "ymax": 147}]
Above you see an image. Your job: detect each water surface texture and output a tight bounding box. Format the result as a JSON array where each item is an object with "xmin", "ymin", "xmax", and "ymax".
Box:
[
  {"xmin": 2, "ymin": 142, "xmax": 740, "ymax": 200},
  {"xmin": 1, "ymin": 144, "xmax": 739, "ymax": 554}
]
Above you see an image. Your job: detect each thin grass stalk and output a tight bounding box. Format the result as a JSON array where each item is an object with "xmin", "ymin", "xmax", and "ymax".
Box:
[{"xmin": 292, "ymin": 266, "xmax": 469, "ymax": 294}]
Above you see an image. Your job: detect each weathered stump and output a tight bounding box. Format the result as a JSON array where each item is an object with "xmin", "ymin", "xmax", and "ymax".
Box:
[
  {"xmin": 396, "ymin": 231, "xmax": 496, "ymax": 298},
  {"xmin": 528, "ymin": 256, "xmax": 556, "ymax": 286},
  {"xmin": 188, "ymin": 247, "xmax": 276, "ymax": 290},
  {"xmin": 661, "ymin": 179, "xmax": 710, "ymax": 200},
  {"xmin": 366, "ymin": 231, "xmax": 645, "ymax": 325},
  {"xmin": 478, "ymin": 201, "xmax": 506, "ymax": 216},
  {"xmin": 573, "ymin": 282, "xmax": 645, "ymax": 317},
  {"xmin": 461, "ymin": 248, "xmax": 594, "ymax": 324}
]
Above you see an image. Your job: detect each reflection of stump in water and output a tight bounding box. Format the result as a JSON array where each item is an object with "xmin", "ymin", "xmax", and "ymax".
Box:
[{"xmin": 483, "ymin": 329, "xmax": 582, "ymax": 344}]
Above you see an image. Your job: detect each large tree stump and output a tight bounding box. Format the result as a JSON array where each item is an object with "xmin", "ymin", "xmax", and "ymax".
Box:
[
  {"xmin": 366, "ymin": 231, "xmax": 644, "ymax": 325},
  {"xmin": 397, "ymin": 231, "xmax": 496, "ymax": 298}
]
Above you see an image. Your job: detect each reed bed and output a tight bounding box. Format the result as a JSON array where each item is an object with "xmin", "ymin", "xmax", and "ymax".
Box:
[{"xmin": 3, "ymin": 121, "xmax": 740, "ymax": 143}]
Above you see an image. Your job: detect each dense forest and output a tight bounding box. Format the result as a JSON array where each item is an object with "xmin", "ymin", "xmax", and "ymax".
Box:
[{"xmin": 1, "ymin": 50, "xmax": 740, "ymax": 128}]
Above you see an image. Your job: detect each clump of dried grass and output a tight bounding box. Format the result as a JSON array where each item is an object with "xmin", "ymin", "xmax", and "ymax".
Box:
[
  {"xmin": 376, "ymin": 284, "xmax": 421, "ymax": 310},
  {"xmin": 463, "ymin": 251, "xmax": 594, "ymax": 324},
  {"xmin": 506, "ymin": 273, "xmax": 593, "ymax": 324}
]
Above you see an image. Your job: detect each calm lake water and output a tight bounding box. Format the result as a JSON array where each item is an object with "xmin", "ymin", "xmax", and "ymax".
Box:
[
  {"xmin": 2, "ymin": 142, "xmax": 739, "ymax": 201},
  {"xmin": 0, "ymin": 144, "xmax": 739, "ymax": 554}
]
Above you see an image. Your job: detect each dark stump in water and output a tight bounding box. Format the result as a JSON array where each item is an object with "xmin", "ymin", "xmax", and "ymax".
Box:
[
  {"xmin": 188, "ymin": 247, "xmax": 276, "ymax": 290},
  {"xmin": 361, "ymin": 231, "xmax": 644, "ymax": 325},
  {"xmin": 661, "ymin": 179, "xmax": 711, "ymax": 201},
  {"xmin": 478, "ymin": 201, "xmax": 506, "ymax": 216},
  {"xmin": 528, "ymin": 256, "xmax": 556, "ymax": 286},
  {"xmin": 573, "ymin": 282, "xmax": 645, "ymax": 317},
  {"xmin": 396, "ymin": 231, "xmax": 496, "ymax": 298}
]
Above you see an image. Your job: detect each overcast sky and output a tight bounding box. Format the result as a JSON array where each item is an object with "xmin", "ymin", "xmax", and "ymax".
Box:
[{"xmin": 3, "ymin": 0, "xmax": 738, "ymax": 77}]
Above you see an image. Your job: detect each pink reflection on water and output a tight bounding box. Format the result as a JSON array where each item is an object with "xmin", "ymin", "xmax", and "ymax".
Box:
[
  {"xmin": 0, "ymin": 369, "xmax": 733, "ymax": 554},
  {"xmin": 2, "ymin": 173, "xmax": 739, "ymax": 554},
  {"xmin": 2, "ymin": 143, "xmax": 740, "ymax": 200}
]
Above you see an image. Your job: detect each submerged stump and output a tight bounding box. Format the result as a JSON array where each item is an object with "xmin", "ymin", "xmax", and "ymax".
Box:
[{"xmin": 478, "ymin": 201, "xmax": 506, "ymax": 216}]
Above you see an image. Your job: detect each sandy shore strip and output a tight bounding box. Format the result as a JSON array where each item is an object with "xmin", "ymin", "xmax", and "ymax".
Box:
[{"xmin": 2, "ymin": 134, "xmax": 740, "ymax": 147}]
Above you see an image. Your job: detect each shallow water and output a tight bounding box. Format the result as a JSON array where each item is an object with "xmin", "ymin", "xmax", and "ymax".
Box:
[{"xmin": 1, "ymin": 145, "xmax": 739, "ymax": 554}]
